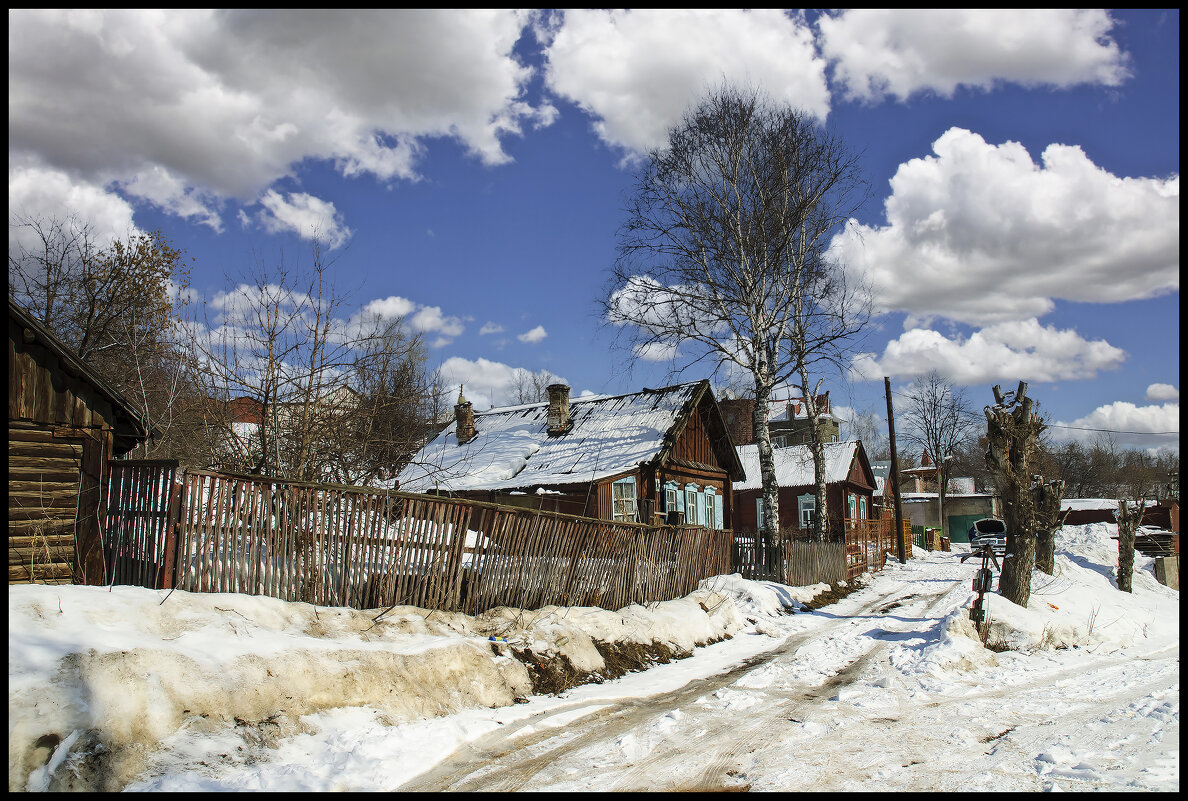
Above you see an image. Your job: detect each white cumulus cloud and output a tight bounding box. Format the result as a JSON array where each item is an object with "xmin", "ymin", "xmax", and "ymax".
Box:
[
  {"xmin": 832, "ymin": 128, "xmax": 1179, "ymax": 327},
  {"xmin": 8, "ymin": 9, "xmax": 547, "ymax": 232},
  {"xmin": 1146, "ymin": 383, "xmax": 1179, "ymax": 402},
  {"xmin": 479, "ymin": 322, "xmax": 504, "ymax": 336},
  {"xmin": 1050, "ymin": 401, "xmax": 1179, "ymax": 454},
  {"xmin": 818, "ymin": 9, "xmax": 1130, "ymax": 103},
  {"xmin": 850, "ymin": 319, "xmax": 1127, "ymax": 385},
  {"xmin": 540, "ymin": 9, "xmax": 828, "ymax": 155},
  {"xmin": 517, "ymin": 325, "xmax": 548, "ymax": 344},
  {"xmin": 257, "ymin": 190, "xmax": 352, "ymax": 248},
  {"xmin": 438, "ymin": 356, "xmax": 568, "ymax": 409},
  {"xmin": 9, "ymin": 162, "xmax": 141, "ymax": 250},
  {"xmin": 359, "ymin": 296, "xmax": 465, "ymax": 346}
]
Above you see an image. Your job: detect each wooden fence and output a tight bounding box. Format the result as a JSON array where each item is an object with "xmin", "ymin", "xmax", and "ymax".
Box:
[
  {"xmin": 101, "ymin": 464, "xmax": 733, "ymax": 615},
  {"xmin": 103, "ymin": 460, "xmax": 180, "ymax": 589},
  {"xmin": 732, "ymin": 516, "xmax": 901, "ymax": 584}
]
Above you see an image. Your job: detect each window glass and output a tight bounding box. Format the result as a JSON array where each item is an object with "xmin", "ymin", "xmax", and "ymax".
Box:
[
  {"xmin": 798, "ymin": 493, "xmax": 816, "ymax": 529},
  {"xmin": 848, "ymin": 493, "xmax": 857, "ymax": 520},
  {"xmin": 696, "ymin": 490, "xmax": 707, "ymax": 529},
  {"xmin": 685, "ymin": 484, "xmax": 699, "ymax": 525},
  {"xmin": 705, "ymin": 487, "xmax": 719, "ymax": 530},
  {"xmin": 755, "ymin": 497, "xmax": 764, "ymax": 528},
  {"xmin": 612, "ymin": 477, "xmax": 638, "ymax": 522}
]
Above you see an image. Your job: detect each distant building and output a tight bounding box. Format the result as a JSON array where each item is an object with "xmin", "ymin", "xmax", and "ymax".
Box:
[{"xmin": 719, "ymin": 392, "xmax": 840, "ymax": 448}]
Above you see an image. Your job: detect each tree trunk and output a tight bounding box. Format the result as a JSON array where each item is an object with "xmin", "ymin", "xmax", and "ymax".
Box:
[
  {"xmin": 1116, "ymin": 499, "xmax": 1142, "ymax": 593},
  {"xmin": 987, "ymin": 384, "xmax": 1042, "ymax": 608},
  {"xmin": 752, "ymin": 377, "xmax": 781, "ymax": 580},
  {"xmin": 797, "ymin": 369, "xmax": 828, "ymax": 542},
  {"xmin": 1033, "ymin": 480, "xmax": 1065, "ymax": 575}
]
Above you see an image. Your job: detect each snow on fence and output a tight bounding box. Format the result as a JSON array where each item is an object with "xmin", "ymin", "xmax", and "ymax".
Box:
[{"xmin": 106, "ymin": 466, "xmax": 732, "ymax": 615}]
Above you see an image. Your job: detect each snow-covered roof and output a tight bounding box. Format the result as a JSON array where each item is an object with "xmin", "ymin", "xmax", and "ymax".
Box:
[
  {"xmin": 733, "ymin": 441, "xmax": 860, "ymax": 491},
  {"xmin": 396, "ymin": 381, "xmax": 739, "ymax": 493},
  {"xmin": 1062, "ymin": 498, "xmax": 1119, "ymax": 511}
]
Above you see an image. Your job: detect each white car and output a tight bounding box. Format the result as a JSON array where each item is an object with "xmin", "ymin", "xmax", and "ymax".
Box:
[{"xmin": 968, "ymin": 518, "xmax": 1007, "ymax": 555}]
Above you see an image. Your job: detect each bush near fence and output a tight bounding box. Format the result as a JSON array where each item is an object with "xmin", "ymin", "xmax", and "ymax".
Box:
[{"xmin": 102, "ymin": 464, "xmax": 732, "ymax": 616}]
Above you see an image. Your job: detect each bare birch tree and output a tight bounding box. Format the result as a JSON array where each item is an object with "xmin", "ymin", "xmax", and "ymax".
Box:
[
  {"xmin": 901, "ymin": 371, "xmax": 980, "ymax": 541},
  {"xmin": 602, "ymin": 85, "xmax": 870, "ymax": 563}
]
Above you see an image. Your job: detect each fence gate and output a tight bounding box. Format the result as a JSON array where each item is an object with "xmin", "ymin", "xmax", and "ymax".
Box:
[{"xmin": 102, "ymin": 460, "xmax": 181, "ymax": 589}]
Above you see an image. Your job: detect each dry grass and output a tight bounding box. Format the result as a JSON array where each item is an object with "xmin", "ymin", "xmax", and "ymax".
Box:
[
  {"xmin": 802, "ymin": 580, "xmax": 865, "ymax": 610},
  {"xmin": 509, "ymin": 636, "xmax": 731, "ymax": 696}
]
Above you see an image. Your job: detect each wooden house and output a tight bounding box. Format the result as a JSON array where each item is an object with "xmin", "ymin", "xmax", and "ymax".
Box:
[
  {"xmin": 9, "ymin": 298, "xmax": 149, "ymax": 585},
  {"xmin": 732, "ymin": 440, "xmax": 877, "ymax": 537},
  {"xmin": 395, "ymin": 380, "xmax": 745, "ymax": 528}
]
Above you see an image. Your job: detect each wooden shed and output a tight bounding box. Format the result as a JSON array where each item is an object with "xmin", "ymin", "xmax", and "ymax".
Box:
[
  {"xmin": 9, "ymin": 298, "xmax": 149, "ymax": 585},
  {"xmin": 395, "ymin": 380, "xmax": 745, "ymax": 529}
]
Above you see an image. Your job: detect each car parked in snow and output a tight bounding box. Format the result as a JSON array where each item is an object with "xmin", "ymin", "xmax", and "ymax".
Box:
[{"xmin": 968, "ymin": 518, "xmax": 1007, "ymax": 555}]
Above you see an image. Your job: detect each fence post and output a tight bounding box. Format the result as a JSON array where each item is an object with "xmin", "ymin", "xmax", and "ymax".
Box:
[{"xmin": 159, "ymin": 476, "xmax": 182, "ymax": 590}]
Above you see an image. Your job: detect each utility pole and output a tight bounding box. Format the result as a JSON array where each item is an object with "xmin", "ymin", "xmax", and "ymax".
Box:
[{"xmin": 885, "ymin": 377, "xmax": 907, "ymax": 563}]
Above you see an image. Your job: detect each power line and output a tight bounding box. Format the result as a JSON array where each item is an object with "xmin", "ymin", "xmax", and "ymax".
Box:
[
  {"xmin": 1046, "ymin": 423, "xmax": 1179, "ymax": 436},
  {"xmin": 883, "ymin": 388, "xmax": 1177, "ymax": 437}
]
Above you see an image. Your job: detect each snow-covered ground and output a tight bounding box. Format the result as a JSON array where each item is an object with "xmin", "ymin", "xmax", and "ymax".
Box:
[{"xmin": 9, "ymin": 522, "xmax": 1178, "ymax": 792}]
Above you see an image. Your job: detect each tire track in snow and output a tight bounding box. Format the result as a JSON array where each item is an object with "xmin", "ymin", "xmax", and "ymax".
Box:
[
  {"xmin": 398, "ymin": 578, "xmax": 957, "ymax": 792},
  {"xmin": 634, "ymin": 576, "xmax": 971, "ymax": 791}
]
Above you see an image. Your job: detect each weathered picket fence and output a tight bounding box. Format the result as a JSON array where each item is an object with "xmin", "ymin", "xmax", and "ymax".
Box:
[
  {"xmin": 732, "ymin": 516, "xmax": 900, "ymax": 585},
  {"xmin": 101, "ymin": 463, "xmax": 732, "ymax": 615}
]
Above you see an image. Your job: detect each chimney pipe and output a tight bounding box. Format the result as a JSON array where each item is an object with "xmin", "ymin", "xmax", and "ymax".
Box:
[
  {"xmin": 455, "ymin": 385, "xmax": 475, "ymax": 444},
  {"xmin": 546, "ymin": 383, "xmax": 572, "ymax": 435}
]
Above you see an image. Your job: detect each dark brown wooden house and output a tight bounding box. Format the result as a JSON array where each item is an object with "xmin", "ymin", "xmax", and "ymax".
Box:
[
  {"xmin": 395, "ymin": 380, "xmax": 745, "ymax": 528},
  {"xmin": 732, "ymin": 440, "xmax": 877, "ymax": 537},
  {"xmin": 9, "ymin": 298, "xmax": 149, "ymax": 585}
]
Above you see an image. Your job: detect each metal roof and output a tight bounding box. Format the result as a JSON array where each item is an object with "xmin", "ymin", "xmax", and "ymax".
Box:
[{"xmin": 396, "ymin": 380, "xmax": 742, "ymax": 493}]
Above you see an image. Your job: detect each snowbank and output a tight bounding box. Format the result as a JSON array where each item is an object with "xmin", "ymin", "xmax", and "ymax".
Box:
[
  {"xmin": 975, "ymin": 522, "xmax": 1177, "ymax": 652},
  {"xmin": 9, "ymin": 579, "xmax": 756, "ymax": 791}
]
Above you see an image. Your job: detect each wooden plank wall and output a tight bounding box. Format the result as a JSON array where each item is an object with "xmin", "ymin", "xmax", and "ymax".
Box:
[
  {"xmin": 165, "ymin": 469, "xmax": 733, "ymax": 615},
  {"xmin": 9, "ymin": 323, "xmax": 118, "ymax": 585},
  {"xmin": 8, "ymin": 423, "xmax": 82, "ymax": 584}
]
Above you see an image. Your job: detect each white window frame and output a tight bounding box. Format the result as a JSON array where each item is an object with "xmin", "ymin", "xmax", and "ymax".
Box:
[
  {"xmin": 859, "ymin": 495, "xmax": 868, "ymax": 520},
  {"xmin": 664, "ymin": 480, "xmax": 682, "ymax": 521},
  {"xmin": 798, "ymin": 493, "xmax": 816, "ymax": 530},
  {"xmin": 685, "ymin": 483, "xmax": 699, "ymax": 525},
  {"xmin": 612, "ymin": 477, "xmax": 638, "ymax": 522},
  {"xmin": 755, "ymin": 497, "xmax": 764, "ymax": 529},
  {"xmin": 848, "ymin": 493, "xmax": 857, "ymax": 521},
  {"xmin": 705, "ymin": 487, "xmax": 718, "ymax": 530}
]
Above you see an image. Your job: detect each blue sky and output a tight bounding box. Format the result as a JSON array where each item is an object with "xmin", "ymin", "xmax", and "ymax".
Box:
[{"xmin": 8, "ymin": 9, "xmax": 1179, "ymax": 454}]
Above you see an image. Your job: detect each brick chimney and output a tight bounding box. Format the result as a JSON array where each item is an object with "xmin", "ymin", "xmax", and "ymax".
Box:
[
  {"xmin": 454, "ymin": 385, "xmax": 475, "ymax": 444},
  {"xmin": 546, "ymin": 383, "xmax": 572, "ymax": 435}
]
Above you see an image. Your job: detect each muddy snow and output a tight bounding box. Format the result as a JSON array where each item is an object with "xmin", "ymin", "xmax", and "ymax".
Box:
[{"xmin": 8, "ymin": 522, "xmax": 1178, "ymax": 792}]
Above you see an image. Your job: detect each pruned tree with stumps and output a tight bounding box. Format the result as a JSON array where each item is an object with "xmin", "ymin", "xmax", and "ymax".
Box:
[
  {"xmin": 984, "ymin": 382, "xmax": 1046, "ymax": 607},
  {"xmin": 1114, "ymin": 498, "xmax": 1146, "ymax": 593},
  {"xmin": 1033, "ymin": 478, "xmax": 1067, "ymax": 575}
]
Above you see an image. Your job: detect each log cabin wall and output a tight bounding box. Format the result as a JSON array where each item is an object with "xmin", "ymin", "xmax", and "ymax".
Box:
[{"xmin": 8, "ymin": 309, "xmax": 137, "ymax": 585}]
